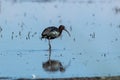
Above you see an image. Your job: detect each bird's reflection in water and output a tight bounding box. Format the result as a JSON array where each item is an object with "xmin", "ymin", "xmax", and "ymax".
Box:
[{"xmin": 42, "ymin": 59, "xmax": 65, "ymax": 72}]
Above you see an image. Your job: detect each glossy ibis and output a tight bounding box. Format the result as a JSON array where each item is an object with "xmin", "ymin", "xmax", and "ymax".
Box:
[
  {"xmin": 41, "ymin": 25, "xmax": 70, "ymax": 39},
  {"xmin": 41, "ymin": 25, "xmax": 71, "ymax": 60}
]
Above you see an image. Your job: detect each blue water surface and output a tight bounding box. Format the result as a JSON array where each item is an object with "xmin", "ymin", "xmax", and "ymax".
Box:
[{"xmin": 0, "ymin": 0, "xmax": 120, "ymax": 79}]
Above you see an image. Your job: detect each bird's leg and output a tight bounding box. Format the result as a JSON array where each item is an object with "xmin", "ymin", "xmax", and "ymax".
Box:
[
  {"xmin": 48, "ymin": 38, "xmax": 51, "ymax": 64},
  {"xmin": 48, "ymin": 39, "xmax": 51, "ymax": 51}
]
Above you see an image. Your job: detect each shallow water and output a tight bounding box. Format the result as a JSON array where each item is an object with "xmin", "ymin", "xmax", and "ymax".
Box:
[{"xmin": 0, "ymin": 0, "xmax": 120, "ymax": 79}]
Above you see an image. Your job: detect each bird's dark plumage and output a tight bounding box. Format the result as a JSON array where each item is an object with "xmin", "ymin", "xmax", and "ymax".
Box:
[
  {"xmin": 41, "ymin": 26, "xmax": 60, "ymax": 39},
  {"xmin": 41, "ymin": 25, "xmax": 70, "ymax": 40}
]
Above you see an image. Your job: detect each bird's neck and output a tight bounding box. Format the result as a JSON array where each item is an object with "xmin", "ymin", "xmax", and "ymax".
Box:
[{"xmin": 58, "ymin": 29, "xmax": 63, "ymax": 36}]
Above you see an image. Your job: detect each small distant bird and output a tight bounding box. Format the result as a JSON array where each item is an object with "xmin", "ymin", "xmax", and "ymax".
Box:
[{"xmin": 41, "ymin": 25, "xmax": 71, "ymax": 60}]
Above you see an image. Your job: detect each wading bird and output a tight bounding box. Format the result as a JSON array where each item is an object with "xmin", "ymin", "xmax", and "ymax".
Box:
[{"xmin": 41, "ymin": 25, "xmax": 71, "ymax": 59}]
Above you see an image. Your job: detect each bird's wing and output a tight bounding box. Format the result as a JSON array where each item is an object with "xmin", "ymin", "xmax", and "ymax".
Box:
[
  {"xmin": 42, "ymin": 27, "xmax": 58, "ymax": 36},
  {"xmin": 49, "ymin": 30, "xmax": 59, "ymax": 37}
]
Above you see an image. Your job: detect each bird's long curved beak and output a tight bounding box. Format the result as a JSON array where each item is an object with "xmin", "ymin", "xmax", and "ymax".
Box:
[{"xmin": 64, "ymin": 29, "xmax": 71, "ymax": 37}]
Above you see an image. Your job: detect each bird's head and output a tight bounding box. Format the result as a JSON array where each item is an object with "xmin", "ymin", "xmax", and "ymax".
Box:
[{"xmin": 59, "ymin": 25, "xmax": 71, "ymax": 37}]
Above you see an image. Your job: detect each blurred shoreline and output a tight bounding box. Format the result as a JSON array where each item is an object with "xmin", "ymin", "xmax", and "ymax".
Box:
[{"xmin": 2, "ymin": 76, "xmax": 119, "ymax": 80}]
